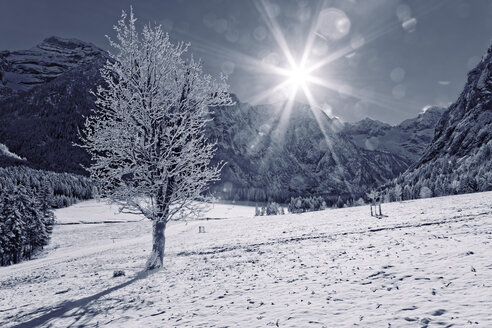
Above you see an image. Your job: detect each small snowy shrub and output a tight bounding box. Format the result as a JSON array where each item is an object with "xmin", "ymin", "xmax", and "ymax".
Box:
[
  {"xmin": 419, "ymin": 186, "xmax": 433, "ymax": 199},
  {"xmin": 288, "ymin": 196, "xmax": 327, "ymax": 213},
  {"xmin": 256, "ymin": 202, "xmax": 283, "ymax": 216},
  {"xmin": 266, "ymin": 202, "xmax": 281, "ymax": 215}
]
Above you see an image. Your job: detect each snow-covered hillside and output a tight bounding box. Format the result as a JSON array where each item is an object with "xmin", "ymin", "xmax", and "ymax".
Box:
[{"xmin": 1, "ymin": 192, "xmax": 491, "ymax": 327}]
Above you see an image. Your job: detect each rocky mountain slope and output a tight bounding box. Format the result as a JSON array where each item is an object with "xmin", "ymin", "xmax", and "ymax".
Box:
[
  {"xmin": 0, "ymin": 38, "xmax": 108, "ymax": 174},
  {"xmin": 207, "ymin": 98, "xmax": 409, "ymax": 202},
  {"xmin": 420, "ymin": 58, "xmax": 492, "ymax": 163},
  {"xmin": 384, "ymin": 43, "xmax": 492, "ymax": 200},
  {"xmin": 0, "ymin": 143, "xmax": 26, "ymax": 167},
  {"xmin": 0, "ymin": 36, "xmax": 106, "ymax": 98},
  {"xmin": 0, "ymin": 36, "xmax": 445, "ymax": 202},
  {"xmin": 342, "ymin": 106, "xmax": 444, "ymax": 165}
]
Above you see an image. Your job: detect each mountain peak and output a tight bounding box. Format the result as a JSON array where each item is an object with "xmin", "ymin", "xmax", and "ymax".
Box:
[
  {"xmin": 422, "ymin": 106, "xmax": 445, "ymax": 115},
  {"xmin": 36, "ymin": 36, "xmax": 101, "ymax": 52},
  {"xmin": 398, "ymin": 106, "xmax": 445, "ymax": 131},
  {"xmin": 344, "ymin": 117, "xmax": 391, "ymax": 135},
  {"xmin": 0, "ymin": 36, "xmax": 107, "ymax": 94}
]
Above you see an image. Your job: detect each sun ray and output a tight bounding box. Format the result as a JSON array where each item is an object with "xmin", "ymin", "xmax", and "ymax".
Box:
[
  {"xmin": 299, "ymin": 0, "xmax": 327, "ymax": 69},
  {"xmin": 255, "ymin": 87, "xmax": 298, "ymax": 175},
  {"xmin": 308, "ymin": 76, "xmax": 420, "ymax": 115},
  {"xmin": 249, "ymin": 79, "xmax": 292, "ymax": 105},
  {"xmin": 174, "ymin": 0, "xmax": 419, "ymax": 117},
  {"xmin": 171, "ymin": 28, "xmax": 288, "ymax": 76},
  {"xmin": 270, "ymin": 88, "xmax": 298, "ymax": 144},
  {"xmin": 180, "ymin": 0, "xmax": 443, "ymax": 129},
  {"xmin": 171, "ymin": 0, "xmax": 446, "ymax": 201},
  {"xmin": 306, "ymin": 19, "xmax": 402, "ymax": 75},
  {"xmin": 254, "ymin": 0, "xmax": 297, "ymax": 68},
  {"xmin": 301, "ymin": 84, "xmax": 355, "ymax": 198}
]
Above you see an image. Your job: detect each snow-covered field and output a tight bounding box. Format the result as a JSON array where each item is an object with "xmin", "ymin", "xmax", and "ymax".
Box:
[{"xmin": 1, "ymin": 192, "xmax": 491, "ymax": 327}]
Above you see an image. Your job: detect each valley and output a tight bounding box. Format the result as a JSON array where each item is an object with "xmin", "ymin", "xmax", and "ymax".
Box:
[{"xmin": 1, "ymin": 192, "xmax": 491, "ymax": 327}]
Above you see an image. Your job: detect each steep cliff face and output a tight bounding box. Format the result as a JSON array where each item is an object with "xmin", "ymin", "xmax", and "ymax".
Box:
[
  {"xmin": 384, "ymin": 44, "xmax": 492, "ymax": 200},
  {"xmin": 419, "ymin": 46, "xmax": 492, "ymax": 164},
  {"xmin": 0, "ymin": 36, "xmax": 106, "ymax": 96}
]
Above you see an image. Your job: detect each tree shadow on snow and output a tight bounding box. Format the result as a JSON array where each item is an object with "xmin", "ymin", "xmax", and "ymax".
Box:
[{"xmin": 7, "ymin": 269, "xmax": 159, "ymax": 328}]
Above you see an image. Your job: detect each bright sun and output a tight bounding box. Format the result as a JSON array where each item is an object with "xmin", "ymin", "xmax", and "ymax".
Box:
[
  {"xmin": 287, "ymin": 65, "xmax": 310, "ymax": 87},
  {"xmin": 250, "ymin": 1, "xmax": 356, "ymax": 106}
]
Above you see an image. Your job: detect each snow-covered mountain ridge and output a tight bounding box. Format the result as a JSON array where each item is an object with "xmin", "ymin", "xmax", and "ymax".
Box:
[
  {"xmin": 0, "ymin": 36, "xmax": 106, "ymax": 96},
  {"xmin": 0, "ymin": 36, "xmax": 448, "ymax": 202},
  {"xmin": 342, "ymin": 106, "xmax": 445, "ymax": 164},
  {"xmin": 207, "ymin": 98, "xmax": 409, "ymax": 202}
]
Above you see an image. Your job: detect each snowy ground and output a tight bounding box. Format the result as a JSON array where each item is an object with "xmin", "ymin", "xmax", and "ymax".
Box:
[
  {"xmin": 1, "ymin": 192, "xmax": 491, "ymax": 327},
  {"xmin": 54, "ymin": 199, "xmax": 256, "ymax": 224}
]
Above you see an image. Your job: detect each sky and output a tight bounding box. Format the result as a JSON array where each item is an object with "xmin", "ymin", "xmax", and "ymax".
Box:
[{"xmin": 1, "ymin": 0, "xmax": 491, "ymax": 124}]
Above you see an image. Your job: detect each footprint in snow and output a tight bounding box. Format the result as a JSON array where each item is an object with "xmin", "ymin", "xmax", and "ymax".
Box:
[
  {"xmin": 431, "ymin": 309, "xmax": 446, "ymax": 316},
  {"xmin": 420, "ymin": 317, "xmax": 431, "ymax": 325},
  {"xmin": 403, "ymin": 317, "xmax": 418, "ymax": 322},
  {"xmin": 400, "ymin": 305, "xmax": 418, "ymax": 311}
]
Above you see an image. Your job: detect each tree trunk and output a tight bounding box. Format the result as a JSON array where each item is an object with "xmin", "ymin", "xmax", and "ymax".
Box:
[{"xmin": 146, "ymin": 220, "xmax": 167, "ymax": 270}]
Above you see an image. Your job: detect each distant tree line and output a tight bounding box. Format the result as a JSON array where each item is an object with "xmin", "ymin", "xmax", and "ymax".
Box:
[
  {"xmin": 211, "ymin": 185, "xmax": 290, "ymax": 203},
  {"xmin": 0, "ymin": 166, "xmax": 94, "ymax": 266},
  {"xmin": 255, "ymin": 202, "xmax": 285, "ymax": 216},
  {"xmin": 254, "ymin": 195, "xmax": 369, "ymax": 216},
  {"xmin": 211, "ymin": 183, "xmax": 360, "ymax": 207},
  {"xmin": 288, "ymin": 196, "xmax": 327, "ymax": 213},
  {"xmin": 0, "ymin": 166, "xmax": 94, "ymax": 208},
  {"xmin": 382, "ymin": 140, "xmax": 492, "ymax": 201}
]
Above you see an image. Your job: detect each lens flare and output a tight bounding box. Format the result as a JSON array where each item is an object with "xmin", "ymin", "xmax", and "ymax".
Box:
[{"xmin": 242, "ymin": 0, "xmax": 439, "ymax": 198}]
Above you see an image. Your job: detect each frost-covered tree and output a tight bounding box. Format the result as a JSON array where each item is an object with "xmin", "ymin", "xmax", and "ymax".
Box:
[
  {"xmin": 419, "ymin": 186, "xmax": 432, "ymax": 199},
  {"xmin": 366, "ymin": 190, "xmax": 378, "ymax": 204},
  {"xmin": 354, "ymin": 197, "xmax": 365, "ymax": 206},
  {"xmin": 393, "ymin": 184, "xmax": 402, "ymax": 201},
  {"xmin": 0, "ymin": 185, "xmax": 51, "ymax": 265},
  {"xmin": 81, "ymin": 9, "xmax": 232, "ymax": 270},
  {"xmin": 383, "ymin": 192, "xmax": 391, "ymax": 203},
  {"xmin": 403, "ymin": 185, "xmax": 412, "ymax": 200},
  {"xmin": 0, "ymin": 190, "xmax": 26, "ymax": 265},
  {"xmin": 336, "ymin": 196, "xmax": 344, "ymax": 208}
]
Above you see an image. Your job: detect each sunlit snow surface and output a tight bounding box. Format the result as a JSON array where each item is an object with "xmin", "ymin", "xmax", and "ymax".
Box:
[{"xmin": 1, "ymin": 192, "xmax": 491, "ymax": 327}]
